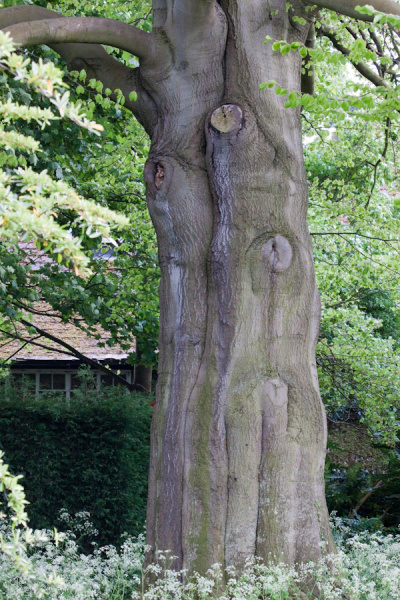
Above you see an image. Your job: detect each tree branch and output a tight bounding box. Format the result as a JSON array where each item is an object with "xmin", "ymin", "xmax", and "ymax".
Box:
[
  {"xmin": 2, "ymin": 338, "xmax": 39, "ymax": 362},
  {"xmin": 0, "ymin": 327, "xmax": 144, "ymax": 392},
  {"xmin": 365, "ymin": 117, "xmax": 391, "ymax": 208},
  {"xmin": 310, "ymin": 231, "xmax": 400, "ymax": 241},
  {"xmin": 301, "ymin": 22, "xmax": 316, "ymax": 95},
  {"xmin": 307, "ymin": 0, "xmax": 400, "ymax": 22},
  {"xmin": 339, "ymin": 234, "xmax": 400, "ymax": 275},
  {"xmin": 0, "ymin": 6, "xmax": 157, "ymax": 128},
  {"xmin": 345, "ymin": 21, "xmax": 384, "ymax": 76},
  {"xmin": 348, "ymin": 479, "xmax": 383, "ymax": 518},
  {"xmin": 2, "ymin": 14, "xmax": 155, "ymax": 62},
  {"xmin": 370, "ymin": 26, "xmax": 384, "ymax": 55},
  {"xmin": 320, "ymin": 24, "xmax": 389, "ymax": 87},
  {"xmin": 0, "ymin": 327, "xmax": 77, "ymax": 358}
]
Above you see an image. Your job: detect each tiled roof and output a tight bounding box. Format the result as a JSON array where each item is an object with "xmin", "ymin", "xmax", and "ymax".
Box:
[
  {"xmin": 18, "ymin": 241, "xmax": 54, "ymax": 270},
  {"xmin": 0, "ymin": 304, "xmax": 133, "ymax": 361},
  {"xmin": 0, "ymin": 243, "xmax": 133, "ymax": 362}
]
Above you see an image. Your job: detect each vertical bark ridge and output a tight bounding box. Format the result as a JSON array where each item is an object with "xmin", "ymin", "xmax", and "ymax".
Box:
[
  {"xmin": 145, "ymin": 157, "xmax": 214, "ymax": 566},
  {"xmin": 143, "ymin": 2, "xmax": 228, "ymax": 570},
  {"xmin": 205, "ymin": 106, "xmax": 264, "ymax": 568},
  {"xmin": 205, "ymin": 1, "xmax": 333, "ymax": 568}
]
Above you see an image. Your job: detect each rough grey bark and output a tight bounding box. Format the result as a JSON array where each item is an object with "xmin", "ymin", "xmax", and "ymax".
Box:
[{"xmin": 1, "ymin": 0, "xmax": 341, "ymax": 575}]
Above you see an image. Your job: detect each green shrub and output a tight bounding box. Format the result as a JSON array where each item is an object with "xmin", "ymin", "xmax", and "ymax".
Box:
[
  {"xmin": 0, "ymin": 375, "xmax": 152, "ymax": 547},
  {"xmin": 325, "ymin": 448, "xmax": 400, "ymax": 533}
]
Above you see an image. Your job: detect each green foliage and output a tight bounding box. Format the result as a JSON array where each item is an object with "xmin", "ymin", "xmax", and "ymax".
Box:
[
  {"xmin": 356, "ymin": 288, "xmax": 400, "ymax": 345},
  {"xmin": 326, "ymin": 448, "xmax": 400, "ymax": 532},
  {"xmin": 0, "ymin": 451, "xmax": 28, "ymax": 527},
  {"xmin": 262, "ymin": 8, "xmax": 400, "ymax": 124},
  {"xmin": 0, "ymin": 31, "xmax": 128, "ymax": 274},
  {"xmin": 0, "ymin": 4, "xmax": 160, "ymax": 365},
  {"xmin": 0, "ymin": 450, "xmax": 64, "ymax": 588},
  {"xmin": 356, "ymin": 4, "xmax": 400, "ymax": 28},
  {"xmin": 0, "ymin": 375, "xmax": 153, "ymax": 547},
  {"xmin": 289, "ymin": 20, "xmax": 400, "ymax": 444},
  {"xmin": 307, "ymin": 117, "xmax": 400, "ymax": 443}
]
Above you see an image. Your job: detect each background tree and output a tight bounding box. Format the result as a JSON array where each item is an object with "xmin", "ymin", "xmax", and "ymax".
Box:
[
  {"xmin": 2, "ymin": 0, "xmax": 400, "ymax": 576},
  {"xmin": 0, "ymin": 9, "xmax": 160, "ymax": 387},
  {"xmin": 290, "ymin": 5, "xmax": 400, "ymax": 446}
]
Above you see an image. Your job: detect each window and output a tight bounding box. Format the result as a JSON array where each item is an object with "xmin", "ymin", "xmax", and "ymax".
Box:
[
  {"xmin": 11, "ymin": 373, "xmax": 35, "ymax": 387},
  {"xmin": 39, "ymin": 373, "xmax": 66, "ymax": 391},
  {"xmin": 9, "ymin": 369, "xmax": 132, "ymax": 398}
]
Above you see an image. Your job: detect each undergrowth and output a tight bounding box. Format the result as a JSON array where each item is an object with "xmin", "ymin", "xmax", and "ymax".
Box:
[
  {"xmin": 1, "ymin": 443, "xmax": 399, "ymax": 599},
  {"xmin": 0, "ymin": 514, "xmax": 399, "ymax": 599}
]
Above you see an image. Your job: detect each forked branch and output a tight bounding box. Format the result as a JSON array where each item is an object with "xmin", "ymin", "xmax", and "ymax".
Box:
[
  {"xmin": 2, "ymin": 16, "xmax": 155, "ymax": 61},
  {"xmin": 320, "ymin": 24, "xmax": 389, "ymax": 87},
  {"xmin": 0, "ymin": 6, "xmax": 157, "ymax": 126},
  {"xmin": 308, "ymin": 0, "xmax": 400, "ymax": 22}
]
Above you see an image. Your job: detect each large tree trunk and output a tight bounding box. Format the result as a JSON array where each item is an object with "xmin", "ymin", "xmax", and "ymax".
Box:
[{"xmin": 143, "ymin": 0, "xmax": 334, "ymax": 573}]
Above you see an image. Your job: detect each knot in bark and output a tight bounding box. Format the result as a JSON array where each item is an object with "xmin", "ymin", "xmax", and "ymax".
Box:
[
  {"xmin": 264, "ymin": 378, "xmax": 288, "ymax": 407},
  {"xmin": 144, "ymin": 158, "xmax": 170, "ymax": 196},
  {"xmin": 155, "ymin": 163, "xmax": 165, "ymax": 190},
  {"xmin": 210, "ymin": 104, "xmax": 243, "ymax": 134},
  {"xmin": 261, "ymin": 235, "xmax": 292, "ymax": 272}
]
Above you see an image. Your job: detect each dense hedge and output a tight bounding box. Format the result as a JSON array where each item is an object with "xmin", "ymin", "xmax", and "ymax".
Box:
[{"xmin": 0, "ymin": 376, "xmax": 152, "ymax": 547}]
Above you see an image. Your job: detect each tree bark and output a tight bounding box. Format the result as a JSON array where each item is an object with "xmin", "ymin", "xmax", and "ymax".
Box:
[{"xmin": 142, "ymin": 0, "xmax": 334, "ymax": 573}]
